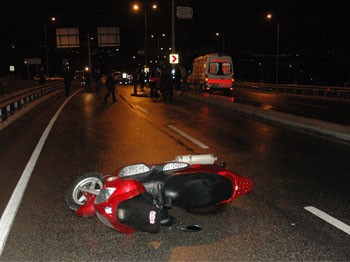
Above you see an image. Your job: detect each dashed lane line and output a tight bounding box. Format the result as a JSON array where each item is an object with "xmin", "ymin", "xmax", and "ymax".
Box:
[
  {"xmin": 135, "ymin": 105, "xmax": 149, "ymax": 114},
  {"xmin": 304, "ymin": 206, "xmax": 350, "ymax": 235},
  {"xmin": 167, "ymin": 124, "xmax": 209, "ymax": 149}
]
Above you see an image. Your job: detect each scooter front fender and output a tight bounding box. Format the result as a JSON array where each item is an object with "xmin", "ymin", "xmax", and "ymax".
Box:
[{"xmin": 76, "ymin": 194, "xmax": 96, "ymax": 217}]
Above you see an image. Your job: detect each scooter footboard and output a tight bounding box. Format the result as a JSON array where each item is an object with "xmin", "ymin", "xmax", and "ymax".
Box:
[{"xmin": 164, "ymin": 173, "xmax": 233, "ymax": 209}]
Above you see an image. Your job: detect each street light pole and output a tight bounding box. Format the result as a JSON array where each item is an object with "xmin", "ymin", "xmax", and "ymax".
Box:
[
  {"xmin": 132, "ymin": 3, "xmax": 157, "ymax": 66},
  {"xmin": 87, "ymin": 33, "xmax": 92, "ymax": 71},
  {"xmin": 171, "ymin": 0, "xmax": 175, "ymax": 53},
  {"xmin": 215, "ymin": 32, "xmax": 225, "ymax": 53},
  {"xmin": 275, "ymin": 20, "xmax": 280, "ymax": 84},
  {"xmin": 157, "ymin": 35, "xmax": 159, "ymax": 59},
  {"xmin": 44, "ymin": 24, "xmax": 49, "ymax": 76},
  {"xmin": 267, "ymin": 13, "xmax": 279, "ymax": 84},
  {"xmin": 44, "ymin": 16, "xmax": 56, "ymax": 76},
  {"xmin": 144, "ymin": 10, "xmax": 148, "ymax": 66},
  {"xmin": 151, "ymin": 33, "xmax": 165, "ymax": 60},
  {"xmin": 222, "ymin": 35, "xmax": 225, "ymax": 53}
]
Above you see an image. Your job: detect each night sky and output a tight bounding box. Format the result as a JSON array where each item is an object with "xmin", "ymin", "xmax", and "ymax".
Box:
[{"xmin": 1, "ymin": 0, "xmax": 349, "ymax": 84}]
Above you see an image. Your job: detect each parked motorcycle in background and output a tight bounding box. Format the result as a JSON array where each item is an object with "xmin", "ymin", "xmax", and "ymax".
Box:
[{"xmin": 66, "ymin": 154, "xmax": 253, "ymax": 234}]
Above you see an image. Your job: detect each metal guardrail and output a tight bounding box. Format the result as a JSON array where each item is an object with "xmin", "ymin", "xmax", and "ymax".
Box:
[
  {"xmin": 0, "ymin": 81, "xmax": 63, "ymax": 123},
  {"xmin": 236, "ymin": 81, "xmax": 350, "ymax": 99},
  {"xmin": 1, "ymin": 79, "xmax": 348, "ymax": 124}
]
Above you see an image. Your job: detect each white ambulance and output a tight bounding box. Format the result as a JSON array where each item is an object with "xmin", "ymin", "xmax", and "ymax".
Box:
[{"xmin": 187, "ymin": 54, "xmax": 234, "ymax": 94}]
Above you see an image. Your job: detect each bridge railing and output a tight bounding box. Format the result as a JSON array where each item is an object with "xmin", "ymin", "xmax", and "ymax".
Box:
[{"xmin": 236, "ymin": 81, "xmax": 350, "ymax": 99}]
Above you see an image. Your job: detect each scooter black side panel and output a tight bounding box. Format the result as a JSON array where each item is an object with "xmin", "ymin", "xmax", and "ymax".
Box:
[
  {"xmin": 164, "ymin": 173, "xmax": 233, "ymax": 209},
  {"xmin": 117, "ymin": 193, "xmax": 161, "ymax": 233}
]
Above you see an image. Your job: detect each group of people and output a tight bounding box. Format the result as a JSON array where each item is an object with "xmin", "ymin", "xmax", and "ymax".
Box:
[
  {"xmin": 61, "ymin": 64, "xmax": 188, "ymax": 103},
  {"xmin": 132, "ymin": 65, "xmax": 187, "ymax": 100},
  {"xmin": 62, "ymin": 66, "xmax": 116, "ymax": 103}
]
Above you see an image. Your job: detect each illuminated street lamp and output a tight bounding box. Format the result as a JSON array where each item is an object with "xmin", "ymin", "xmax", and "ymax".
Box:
[
  {"xmin": 132, "ymin": 3, "xmax": 157, "ymax": 66},
  {"xmin": 266, "ymin": 13, "xmax": 280, "ymax": 84},
  {"xmin": 44, "ymin": 16, "xmax": 56, "ymax": 76}
]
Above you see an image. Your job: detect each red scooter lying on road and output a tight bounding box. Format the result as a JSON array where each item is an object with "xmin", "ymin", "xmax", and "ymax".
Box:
[{"xmin": 66, "ymin": 154, "xmax": 253, "ymax": 234}]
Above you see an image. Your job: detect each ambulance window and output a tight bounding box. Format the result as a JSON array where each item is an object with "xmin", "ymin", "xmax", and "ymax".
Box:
[
  {"xmin": 222, "ymin": 63, "xmax": 231, "ymax": 75},
  {"xmin": 209, "ymin": 63, "xmax": 219, "ymax": 74}
]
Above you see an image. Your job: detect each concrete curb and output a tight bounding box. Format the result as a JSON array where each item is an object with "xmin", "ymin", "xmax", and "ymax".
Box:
[{"xmin": 177, "ymin": 90, "xmax": 350, "ymax": 142}]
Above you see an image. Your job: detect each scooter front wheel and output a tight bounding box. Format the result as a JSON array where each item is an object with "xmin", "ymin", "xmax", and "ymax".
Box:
[{"xmin": 66, "ymin": 172, "xmax": 104, "ymax": 211}]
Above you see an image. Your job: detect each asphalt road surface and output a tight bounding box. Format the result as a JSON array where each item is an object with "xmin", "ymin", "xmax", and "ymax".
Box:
[
  {"xmin": 233, "ymin": 88, "xmax": 350, "ymax": 125},
  {"xmin": 0, "ymin": 85, "xmax": 349, "ymax": 261}
]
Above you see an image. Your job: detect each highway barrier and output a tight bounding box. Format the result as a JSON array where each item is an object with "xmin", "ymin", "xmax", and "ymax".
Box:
[
  {"xmin": 236, "ymin": 82, "xmax": 350, "ymax": 99},
  {"xmin": 0, "ymin": 81, "xmax": 63, "ymax": 127}
]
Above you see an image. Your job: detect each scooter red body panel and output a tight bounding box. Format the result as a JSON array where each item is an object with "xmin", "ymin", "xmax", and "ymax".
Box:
[
  {"xmin": 68, "ymin": 154, "xmax": 253, "ymax": 234},
  {"xmin": 76, "ymin": 177, "xmax": 147, "ymax": 234},
  {"xmin": 76, "ymin": 194, "xmax": 96, "ymax": 217}
]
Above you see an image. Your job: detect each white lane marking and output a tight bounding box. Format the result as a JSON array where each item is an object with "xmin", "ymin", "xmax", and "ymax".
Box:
[
  {"xmin": 0, "ymin": 90, "xmax": 80, "ymax": 256},
  {"xmin": 135, "ymin": 105, "xmax": 149, "ymax": 114},
  {"xmin": 304, "ymin": 206, "xmax": 350, "ymax": 235},
  {"xmin": 289, "ymin": 102, "xmax": 327, "ymax": 109},
  {"xmin": 167, "ymin": 125, "xmax": 209, "ymax": 149}
]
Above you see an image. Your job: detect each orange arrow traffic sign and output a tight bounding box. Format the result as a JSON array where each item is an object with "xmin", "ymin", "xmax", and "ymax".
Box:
[{"xmin": 169, "ymin": 54, "xmax": 179, "ymax": 64}]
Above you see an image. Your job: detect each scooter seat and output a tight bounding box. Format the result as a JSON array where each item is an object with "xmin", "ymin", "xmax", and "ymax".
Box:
[{"xmin": 164, "ymin": 173, "xmax": 233, "ymax": 209}]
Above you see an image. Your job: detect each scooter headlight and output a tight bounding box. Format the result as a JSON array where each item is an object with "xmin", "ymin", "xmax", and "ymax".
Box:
[{"xmin": 95, "ymin": 187, "xmax": 116, "ymax": 204}]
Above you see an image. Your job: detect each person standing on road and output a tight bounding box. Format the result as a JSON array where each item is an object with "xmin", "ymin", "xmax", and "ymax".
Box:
[
  {"xmin": 132, "ymin": 68, "xmax": 140, "ymax": 95},
  {"xmin": 63, "ymin": 68, "xmax": 72, "ymax": 97},
  {"xmin": 95, "ymin": 71, "xmax": 101, "ymax": 93},
  {"xmin": 180, "ymin": 66, "xmax": 188, "ymax": 96},
  {"xmin": 38, "ymin": 66, "xmax": 46, "ymax": 85},
  {"xmin": 160, "ymin": 66, "xmax": 173, "ymax": 99},
  {"xmin": 84, "ymin": 70, "xmax": 92, "ymax": 92},
  {"xmin": 149, "ymin": 68, "xmax": 160, "ymax": 98},
  {"xmin": 103, "ymin": 72, "xmax": 117, "ymax": 103},
  {"xmin": 139, "ymin": 69, "xmax": 145, "ymax": 92}
]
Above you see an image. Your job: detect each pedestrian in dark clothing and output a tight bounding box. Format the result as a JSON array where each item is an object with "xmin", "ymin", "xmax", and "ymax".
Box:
[
  {"xmin": 84, "ymin": 71, "xmax": 92, "ymax": 92},
  {"xmin": 180, "ymin": 66, "xmax": 188, "ymax": 96},
  {"xmin": 132, "ymin": 69, "xmax": 139, "ymax": 95},
  {"xmin": 160, "ymin": 67, "xmax": 173, "ymax": 99},
  {"xmin": 149, "ymin": 68, "xmax": 160, "ymax": 98},
  {"xmin": 139, "ymin": 69, "xmax": 145, "ymax": 92},
  {"xmin": 39, "ymin": 66, "xmax": 46, "ymax": 85},
  {"xmin": 95, "ymin": 72, "xmax": 101, "ymax": 92},
  {"xmin": 103, "ymin": 73, "xmax": 116, "ymax": 103},
  {"xmin": 175, "ymin": 67, "xmax": 181, "ymax": 90},
  {"xmin": 63, "ymin": 68, "xmax": 72, "ymax": 97}
]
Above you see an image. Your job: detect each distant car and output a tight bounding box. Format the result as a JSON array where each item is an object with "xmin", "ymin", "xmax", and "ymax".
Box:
[
  {"xmin": 74, "ymin": 70, "xmax": 86, "ymax": 85},
  {"xmin": 126, "ymin": 74, "xmax": 133, "ymax": 84},
  {"xmin": 120, "ymin": 72, "xmax": 132, "ymax": 85},
  {"xmin": 115, "ymin": 71, "xmax": 132, "ymax": 85}
]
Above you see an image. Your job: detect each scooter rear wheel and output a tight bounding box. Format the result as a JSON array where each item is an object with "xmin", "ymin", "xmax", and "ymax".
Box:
[{"xmin": 66, "ymin": 172, "xmax": 104, "ymax": 211}]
